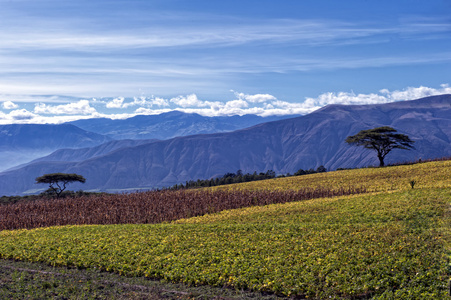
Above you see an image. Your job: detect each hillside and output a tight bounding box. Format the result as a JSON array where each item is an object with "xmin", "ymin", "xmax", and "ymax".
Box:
[
  {"xmin": 23, "ymin": 139, "xmax": 158, "ymax": 165},
  {"xmin": 0, "ymin": 94, "xmax": 450, "ymax": 195},
  {"xmin": 0, "ymin": 160, "xmax": 449, "ymax": 298},
  {"xmin": 1, "ymin": 159, "xmax": 450, "ymax": 229},
  {"xmin": 212, "ymin": 158, "xmax": 451, "ymax": 193}
]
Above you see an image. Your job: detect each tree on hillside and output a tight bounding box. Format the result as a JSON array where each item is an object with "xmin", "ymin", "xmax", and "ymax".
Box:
[
  {"xmin": 35, "ymin": 173, "xmax": 86, "ymax": 198},
  {"xmin": 345, "ymin": 126, "xmax": 415, "ymax": 167}
]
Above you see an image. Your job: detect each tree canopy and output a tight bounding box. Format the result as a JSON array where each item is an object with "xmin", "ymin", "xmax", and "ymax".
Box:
[
  {"xmin": 35, "ymin": 173, "xmax": 86, "ymax": 198},
  {"xmin": 345, "ymin": 126, "xmax": 415, "ymax": 167}
]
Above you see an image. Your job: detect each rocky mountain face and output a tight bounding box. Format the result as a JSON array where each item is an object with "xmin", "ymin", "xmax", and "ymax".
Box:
[{"xmin": 1, "ymin": 94, "xmax": 450, "ymax": 195}]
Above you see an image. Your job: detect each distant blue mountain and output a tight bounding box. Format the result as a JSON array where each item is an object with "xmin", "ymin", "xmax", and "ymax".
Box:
[
  {"xmin": 1, "ymin": 94, "xmax": 450, "ymax": 196},
  {"xmin": 68, "ymin": 111, "xmax": 292, "ymax": 140},
  {"xmin": 1, "ymin": 112, "xmax": 292, "ymax": 172},
  {"xmin": 0, "ymin": 124, "xmax": 111, "ymax": 172}
]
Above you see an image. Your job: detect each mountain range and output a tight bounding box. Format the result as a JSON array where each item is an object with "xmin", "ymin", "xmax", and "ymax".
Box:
[
  {"xmin": 69, "ymin": 111, "xmax": 289, "ymax": 140},
  {"xmin": 0, "ymin": 94, "xmax": 450, "ymax": 195},
  {"xmin": 1, "ymin": 113, "xmax": 288, "ymax": 172}
]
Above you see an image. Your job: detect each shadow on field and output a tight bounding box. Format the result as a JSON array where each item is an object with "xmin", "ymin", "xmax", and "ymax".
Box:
[{"xmin": 0, "ymin": 259, "xmax": 287, "ymax": 299}]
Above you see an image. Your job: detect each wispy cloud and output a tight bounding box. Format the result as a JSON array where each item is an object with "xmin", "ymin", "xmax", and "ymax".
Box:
[
  {"xmin": 0, "ymin": 20, "xmax": 385, "ymax": 51},
  {"xmin": 0, "ymin": 1, "xmax": 449, "ymax": 114},
  {"xmin": 2, "ymin": 49, "xmax": 451, "ymax": 100},
  {"xmin": 2, "ymin": 14, "xmax": 449, "ymax": 52}
]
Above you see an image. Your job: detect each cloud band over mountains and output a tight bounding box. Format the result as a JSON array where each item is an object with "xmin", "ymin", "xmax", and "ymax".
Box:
[{"xmin": 0, "ymin": 84, "xmax": 450, "ymax": 124}]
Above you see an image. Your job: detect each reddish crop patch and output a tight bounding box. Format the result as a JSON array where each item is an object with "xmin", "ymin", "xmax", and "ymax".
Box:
[{"xmin": 0, "ymin": 187, "xmax": 365, "ymax": 231}]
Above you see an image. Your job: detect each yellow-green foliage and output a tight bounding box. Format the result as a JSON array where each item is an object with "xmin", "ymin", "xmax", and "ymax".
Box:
[
  {"xmin": 0, "ymin": 187, "xmax": 449, "ymax": 298},
  {"xmin": 1, "ymin": 161, "xmax": 450, "ymax": 298},
  {"xmin": 211, "ymin": 160, "xmax": 451, "ymax": 192}
]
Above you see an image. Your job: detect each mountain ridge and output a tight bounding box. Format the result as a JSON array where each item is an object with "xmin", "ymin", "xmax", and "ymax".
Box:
[{"xmin": 68, "ymin": 111, "xmax": 293, "ymax": 140}]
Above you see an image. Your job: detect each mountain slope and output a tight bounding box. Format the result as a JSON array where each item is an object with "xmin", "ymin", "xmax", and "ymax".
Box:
[
  {"xmin": 1, "ymin": 94, "xmax": 450, "ymax": 195},
  {"xmin": 69, "ymin": 111, "xmax": 291, "ymax": 140},
  {"xmin": 22, "ymin": 139, "xmax": 158, "ymax": 166},
  {"xmin": 0, "ymin": 124, "xmax": 112, "ymax": 172}
]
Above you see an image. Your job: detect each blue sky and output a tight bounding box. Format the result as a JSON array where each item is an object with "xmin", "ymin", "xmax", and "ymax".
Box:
[{"xmin": 0, "ymin": 0, "xmax": 450, "ymax": 123}]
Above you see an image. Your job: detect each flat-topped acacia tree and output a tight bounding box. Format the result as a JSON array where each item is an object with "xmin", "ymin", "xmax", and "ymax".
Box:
[
  {"xmin": 345, "ymin": 126, "xmax": 415, "ymax": 167},
  {"xmin": 36, "ymin": 173, "xmax": 86, "ymax": 198}
]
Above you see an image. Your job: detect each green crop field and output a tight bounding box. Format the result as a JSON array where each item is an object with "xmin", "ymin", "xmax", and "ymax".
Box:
[{"xmin": 0, "ymin": 160, "xmax": 450, "ymax": 298}]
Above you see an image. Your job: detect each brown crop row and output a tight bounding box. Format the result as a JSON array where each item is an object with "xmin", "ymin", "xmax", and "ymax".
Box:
[{"xmin": 0, "ymin": 186, "xmax": 366, "ymax": 231}]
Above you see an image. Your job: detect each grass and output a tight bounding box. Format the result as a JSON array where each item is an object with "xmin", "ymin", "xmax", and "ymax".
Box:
[{"xmin": 0, "ymin": 160, "xmax": 450, "ymax": 298}]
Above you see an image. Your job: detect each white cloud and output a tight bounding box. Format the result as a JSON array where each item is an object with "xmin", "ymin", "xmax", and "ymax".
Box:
[
  {"xmin": 2, "ymin": 101, "xmax": 18, "ymax": 109},
  {"xmin": 34, "ymin": 100, "xmax": 97, "ymax": 115},
  {"xmin": 123, "ymin": 97, "xmax": 146, "ymax": 108},
  {"xmin": 201, "ymin": 85, "xmax": 451, "ymax": 116},
  {"xmin": 0, "ymin": 109, "xmax": 139, "ymax": 125},
  {"xmin": 134, "ymin": 107, "xmax": 172, "ymax": 115},
  {"xmin": 170, "ymin": 94, "xmax": 208, "ymax": 108},
  {"xmin": 9, "ymin": 109, "xmax": 37, "ymax": 120},
  {"xmin": 382, "ymin": 84, "xmax": 451, "ymax": 101},
  {"xmin": 129, "ymin": 92, "xmax": 313, "ymax": 117},
  {"xmin": 224, "ymin": 100, "xmax": 249, "ymax": 109},
  {"xmin": 267, "ymin": 100, "xmax": 320, "ymax": 115},
  {"xmin": 0, "ymin": 109, "xmax": 42, "ymax": 124},
  {"xmin": 0, "ymin": 84, "xmax": 450, "ymax": 123},
  {"xmin": 305, "ymin": 84, "xmax": 451, "ymax": 108},
  {"xmin": 106, "ymin": 97, "xmax": 125, "ymax": 109},
  {"xmin": 121, "ymin": 96, "xmax": 170, "ymax": 108},
  {"xmin": 308, "ymin": 91, "xmax": 390, "ymax": 106},
  {"xmin": 233, "ymin": 91, "xmax": 277, "ymax": 103},
  {"xmin": 150, "ymin": 97, "xmax": 170, "ymax": 107}
]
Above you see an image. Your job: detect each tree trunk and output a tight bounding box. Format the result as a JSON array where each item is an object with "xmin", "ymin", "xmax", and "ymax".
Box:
[{"xmin": 378, "ymin": 155, "xmax": 385, "ymax": 167}]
